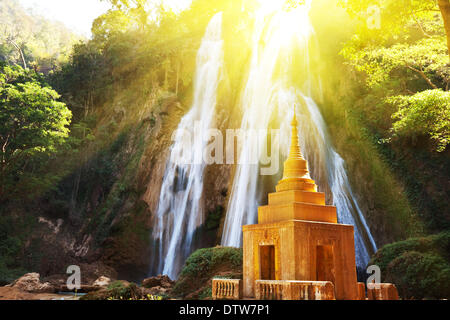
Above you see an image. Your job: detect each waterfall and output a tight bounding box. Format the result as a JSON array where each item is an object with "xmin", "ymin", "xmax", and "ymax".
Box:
[
  {"xmin": 221, "ymin": 3, "xmax": 377, "ymax": 270},
  {"xmin": 151, "ymin": 12, "xmax": 223, "ymax": 280}
]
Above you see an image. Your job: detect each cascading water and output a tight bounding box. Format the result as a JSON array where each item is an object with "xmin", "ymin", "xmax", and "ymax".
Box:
[
  {"xmin": 151, "ymin": 12, "xmax": 223, "ymax": 280},
  {"xmin": 221, "ymin": 3, "xmax": 315, "ymax": 247},
  {"xmin": 221, "ymin": 2, "xmax": 377, "ymax": 270},
  {"xmin": 293, "ymin": 94, "xmax": 378, "ymax": 269}
]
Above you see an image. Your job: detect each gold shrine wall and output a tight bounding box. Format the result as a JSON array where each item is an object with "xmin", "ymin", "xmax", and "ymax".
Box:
[{"xmin": 242, "ymin": 220, "xmax": 358, "ymax": 300}]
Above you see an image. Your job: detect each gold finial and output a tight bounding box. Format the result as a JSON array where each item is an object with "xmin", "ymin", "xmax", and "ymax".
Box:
[
  {"xmin": 278, "ymin": 108, "xmax": 312, "ymax": 187},
  {"xmin": 291, "ymin": 108, "xmax": 298, "ymax": 126},
  {"xmin": 288, "ymin": 109, "xmax": 303, "ymax": 160}
]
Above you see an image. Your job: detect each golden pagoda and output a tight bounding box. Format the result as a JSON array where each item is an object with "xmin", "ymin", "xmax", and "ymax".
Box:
[
  {"xmin": 242, "ymin": 111, "xmax": 359, "ymax": 300},
  {"xmin": 212, "ymin": 110, "xmax": 399, "ymax": 300}
]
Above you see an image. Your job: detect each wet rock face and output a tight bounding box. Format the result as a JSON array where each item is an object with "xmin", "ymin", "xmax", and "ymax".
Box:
[{"xmin": 8, "ymin": 273, "xmax": 55, "ymax": 293}]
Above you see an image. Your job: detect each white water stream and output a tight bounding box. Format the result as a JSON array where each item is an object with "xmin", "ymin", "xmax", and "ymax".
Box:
[
  {"xmin": 152, "ymin": 2, "xmax": 378, "ymax": 279},
  {"xmin": 151, "ymin": 13, "xmax": 223, "ymax": 279},
  {"xmin": 221, "ymin": 3, "xmax": 377, "ymax": 270}
]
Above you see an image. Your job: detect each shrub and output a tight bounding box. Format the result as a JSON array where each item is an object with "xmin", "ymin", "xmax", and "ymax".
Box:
[
  {"xmin": 179, "ymin": 246, "xmax": 243, "ymax": 279},
  {"xmin": 0, "ymin": 260, "xmax": 27, "ymax": 286},
  {"xmin": 198, "ymin": 287, "xmax": 212, "ymax": 300},
  {"xmin": 81, "ymin": 281, "xmax": 142, "ymax": 300},
  {"xmin": 385, "ymin": 251, "xmax": 450, "ymax": 299},
  {"xmin": 370, "ymin": 237, "xmax": 433, "ymax": 271},
  {"xmin": 172, "ymin": 246, "xmax": 243, "ymax": 299},
  {"xmin": 371, "ymin": 231, "xmax": 450, "ymax": 299}
]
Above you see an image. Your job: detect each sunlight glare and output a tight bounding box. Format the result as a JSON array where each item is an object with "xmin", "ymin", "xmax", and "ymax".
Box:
[
  {"xmin": 256, "ymin": 0, "xmax": 313, "ymax": 49},
  {"xmin": 277, "ymin": 6, "xmax": 313, "ymax": 48}
]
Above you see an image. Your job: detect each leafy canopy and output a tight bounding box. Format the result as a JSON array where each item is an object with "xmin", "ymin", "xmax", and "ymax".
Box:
[
  {"xmin": 339, "ymin": 0, "xmax": 440, "ymax": 43},
  {"xmin": 339, "ymin": 0, "xmax": 450, "ymax": 152},
  {"xmin": 388, "ymin": 89, "xmax": 450, "ymax": 152},
  {"xmin": 0, "ymin": 0, "xmax": 82, "ymax": 72},
  {"xmin": 0, "ymin": 63, "xmax": 72, "ymax": 184},
  {"xmin": 343, "ymin": 36, "xmax": 449, "ymax": 89}
]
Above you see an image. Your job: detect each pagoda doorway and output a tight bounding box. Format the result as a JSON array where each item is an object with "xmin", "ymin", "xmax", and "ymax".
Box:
[
  {"xmin": 260, "ymin": 245, "xmax": 276, "ymax": 280},
  {"xmin": 316, "ymin": 245, "xmax": 335, "ymax": 284}
]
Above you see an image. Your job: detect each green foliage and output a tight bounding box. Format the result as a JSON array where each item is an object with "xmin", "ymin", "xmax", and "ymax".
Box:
[
  {"xmin": 386, "ymin": 252, "xmax": 450, "ymax": 299},
  {"xmin": 339, "ymin": 0, "xmax": 440, "ymax": 43},
  {"xmin": 0, "ymin": 260, "xmax": 27, "ymax": 286},
  {"xmin": 92, "ymin": 10, "xmax": 133, "ymax": 43},
  {"xmin": 80, "ymin": 280, "xmax": 163, "ymax": 300},
  {"xmin": 0, "ymin": 0, "xmax": 82, "ymax": 71},
  {"xmin": 333, "ymin": 0, "xmax": 449, "ymax": 244},
  {"xmin": 106, "ymin": 280, "xmax": 134, "ymax": 299},
  {"xmin": 0, "ymin": 63, "xmax": 72, "ymax": 199},
  {"xmin": 198, "ymin": 287, "xmax": 212, "ymax": 300},
  {"xmin": 101, "ymin": 0, "xmax": 150, "ymax": 29},
  {"xmin": 50, "ymin": 42, "xmax": 110, "ymax": 122},
  {"xmin": 179, "ymin": 247, "xmax": 243, "ymax": 278},
  {"xmin": 388, "ymin": 89, "xmax": 450, "ymax": 152},
  {"xmin": 0, "ymin": 213, "xmax": 31, "ymax": 285},
  {"xmin": 205, "ymin": 206, "xmax": 224, "ymax": 231},
  {"xmin": 81, "ymin": 281, "xmax": 145, "ymax": 300},
  {"xmin": 172, "ymin": 247, "xmax": 243, "ymax": 298},
  {"xmin": 343, "ymin": 37, "xmax": 449, "ymax": 89},
  {"xmin": 339, "ymin": 0, "xmax": 449, "ymax": 152},
  {"xmin": 370, "ymin": 232, "xmax": 450, "ymax": 299}
]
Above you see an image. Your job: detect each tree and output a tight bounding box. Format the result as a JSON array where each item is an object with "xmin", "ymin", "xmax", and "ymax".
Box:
[
  {"xmin": 343, "ymin": 37, "xmax": 450, "ymax": 90},
  {"xmin": 50, "ymin": 42, "xmax": 109, "ymax": 121},
  {"xmin": 0, "ymin": 21, "xmax": 28, "ymax": 69},
  {"xmin": 438, "ymin": 0, "xmax": 450, "ymax": 58},
  {"xmin": 339, "ymin": 0, "xmax": 450, "ymax": 60},
  {"xmin": 388, "ymin": 89, "xmax": 450, "ymax": 152},
  {"xmin": 339, "ymin": 0, "xmax": 449, "ymax": 152},
  {"xmin": 101, "ymin": 0, "xmax": 150, "ymax": 28},
  {"xmin": 0, "ymin": 63, "xmax": 72, "ymax": 198},
  {"xmin": 92, "ymin": 9, "xmax": 132, "ymax": 43},
  {"xmin": 0, "ymin": 0, "xmax": 81, "ymax": 73}
]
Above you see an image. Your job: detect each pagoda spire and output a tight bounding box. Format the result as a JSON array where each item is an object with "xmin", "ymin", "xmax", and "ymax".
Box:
[
  {"xmin": 288, "ymin": 110, "xmax": 304, "ymax": 160},
  {"xmin": 276, "ymin": 109, "xmax": 316, "ymax": 192}
]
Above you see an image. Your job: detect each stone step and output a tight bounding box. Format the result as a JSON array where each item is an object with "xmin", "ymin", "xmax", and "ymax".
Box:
[
  {"xmin": 268, "ymin": 190, "xmax": 326, "ymax": 206},
  {"xmin": 258, "ymin": 202, "xmax": 337, "ymax": 224}
]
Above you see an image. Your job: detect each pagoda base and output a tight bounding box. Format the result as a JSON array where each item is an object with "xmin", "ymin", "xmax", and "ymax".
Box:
[{"xmin": 242, "ymin": 220, "xmax": 358, "ymax": 300}]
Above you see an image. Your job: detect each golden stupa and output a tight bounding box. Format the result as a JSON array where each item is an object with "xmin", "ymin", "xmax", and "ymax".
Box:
[
  {"xmin": 259, "ymin": 112, "xmax": 337, "ymax": 224},
  {"xmin": 242, "ymin": 111, "xmax": 358, "ymax": 300},
  {"xmin": 212, "ymin": 111, "xmax": 399, "ymax": 300}
]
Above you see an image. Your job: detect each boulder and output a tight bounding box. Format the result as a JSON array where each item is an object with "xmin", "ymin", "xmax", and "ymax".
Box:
[
  {"xmin": 93, "ymin": 276, "xmax": 111, "ymax": 288},
  {"xmin": 142, "ymin": 286, "xmax": 170, "ymax": 297},
  {"xmin": 8, "ymin": 273, "xmax": 55, "ymax": 293},
  {"xmin": 141, "ymin": 275, "xmax": 174, "ymax": 289}
]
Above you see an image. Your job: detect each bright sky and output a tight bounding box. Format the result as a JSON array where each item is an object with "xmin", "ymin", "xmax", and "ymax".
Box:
[
  {"xmin": 17, "ymin": 0, "xmax": 193, "ymax": 38},
  {"xmin": 17, "ymin": 0, "xmax": 112, "ymax": 37}
]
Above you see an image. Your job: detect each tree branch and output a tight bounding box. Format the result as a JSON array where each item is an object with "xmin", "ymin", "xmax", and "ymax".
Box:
[
  {"xmin": 405, "ymin": 64, "xmax": 438, "ymax": 89},
  {"xmin": 438, "ymin": 0, "xmax": 450, "ymax": 61},
  {"xmin": 7, "ymin": 38, "xmax": 27, "ymax": 69},
  {"xmin": 411, "ymin": 10, "xmax": 431, "ymax": 38}
]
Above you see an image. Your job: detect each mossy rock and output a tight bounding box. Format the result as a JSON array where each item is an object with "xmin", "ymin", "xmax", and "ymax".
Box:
[
  {"xmin": 80, "ymin": 280, "xmax": 142, "ymax": 300},
  {"xmin": 171, "ymin": 246, "xmax": 243, "ymax": 299}
]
